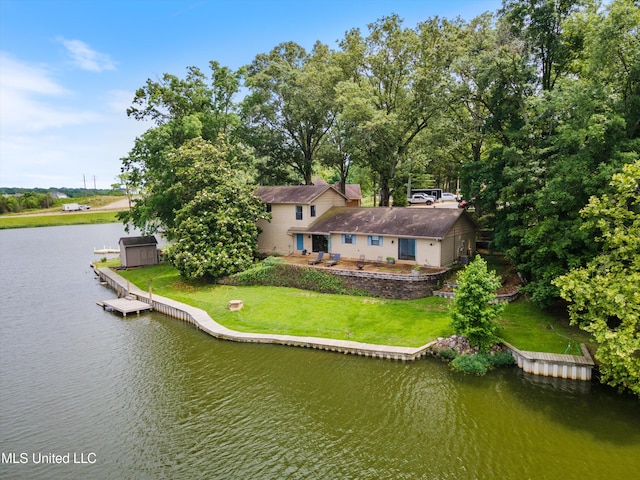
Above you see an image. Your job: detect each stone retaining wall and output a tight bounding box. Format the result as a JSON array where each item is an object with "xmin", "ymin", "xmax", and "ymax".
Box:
[{"xmin": 320, "ymin": 268, "xmax": 448, "ymax": 299}]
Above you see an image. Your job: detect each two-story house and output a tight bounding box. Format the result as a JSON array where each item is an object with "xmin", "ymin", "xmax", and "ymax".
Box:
[
  {"xmin": 255, "ymin": 184, "xmax": 348, "ymax": 255},
  {"xmin": 255, "ymin": 185, "xmax": 477, "ymax": 268}
]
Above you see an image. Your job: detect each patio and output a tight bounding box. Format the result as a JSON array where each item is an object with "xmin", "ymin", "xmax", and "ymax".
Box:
[{"xmin": 276, "ymin": 252, "xmax": 448, "ymax": 276}]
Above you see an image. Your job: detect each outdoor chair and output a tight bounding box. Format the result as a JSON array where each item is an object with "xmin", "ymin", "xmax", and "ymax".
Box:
[
  {"xmin": 308, "ymin": 251, "xmax": 324, "ymax": 265},
  {"xmin": 324, "ymin": 253, "xmax": 341, "ymax": 267}
]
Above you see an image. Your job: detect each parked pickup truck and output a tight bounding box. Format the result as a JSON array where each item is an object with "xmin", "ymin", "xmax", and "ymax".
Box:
[{"xmin": 407, "ymin": 193, "xmax": 435, "ymax": 205}]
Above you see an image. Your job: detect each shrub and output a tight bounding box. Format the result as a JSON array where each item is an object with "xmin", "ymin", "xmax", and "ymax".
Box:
[
  {"xmin": 438, "ymin": 348, "xmax": 458, "ymax": 360},
  {"xmin": 448, "ymin": 350, "xmax": 515, "ymax": 375},
  {"xmin": 223, "ymin": 261, "xmax": 369, "ymax": 296},
  {"xmin": 488, "ymin": 351, "xmax": 515, "ymax": 367},
  {"xmin": 450, "ymin": 354, "xmax": 491, "ymax": 375}
]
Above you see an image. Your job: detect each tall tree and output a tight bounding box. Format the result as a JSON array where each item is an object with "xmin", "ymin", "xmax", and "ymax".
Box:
[
  {"xmin": 243, "ymin": 41, "xmax": 339, "ymax": 185},
  {"xmin": 500, "ymin": 0, "xmax": 589, "ymax": 91},
  {"xmin": 165, "ymin": 136, "xmax": 269, "ymax": 279},
  {"xmin": 119, "ymin": 63, "xmax": 245, "ymax": 235},
  {"xmin": 554, "ymin": 160, "xmax": 640, "ymax": 396},
  {"xmin": 335, "ymin": 15, "xmax": 457, "ymax": 206},
  {"xmin": 462, "ymin": 1, "xmax": 638, "ymax": 306}
]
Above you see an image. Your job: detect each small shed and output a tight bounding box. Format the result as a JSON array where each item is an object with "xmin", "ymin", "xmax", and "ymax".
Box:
[{"xmin": 119, "ymin": 236, "xmax": 158, "ymax": 268}]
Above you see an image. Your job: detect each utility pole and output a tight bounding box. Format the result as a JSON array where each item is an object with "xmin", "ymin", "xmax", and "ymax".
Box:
[{"xmin": 83, "ymin": 174, "xmax": 87, "ymax": 198}]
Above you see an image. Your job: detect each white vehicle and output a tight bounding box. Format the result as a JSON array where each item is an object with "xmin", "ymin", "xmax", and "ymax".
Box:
[
  {"xmin": 407, "ymin": 193, "xmax": 435, "ymax": 205},
  {"xmin": 62, "ymin": 203, "xmax": 80, "ymax": 211},
  {"xmin": 440, "ymin": 193, "xmax": 458, "ymax": 202}
]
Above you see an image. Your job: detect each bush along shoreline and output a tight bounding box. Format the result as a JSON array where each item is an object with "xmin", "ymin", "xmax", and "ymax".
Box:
[{"xmin": 429, "ymin": 335, "xmax": 515, "ymax": 375}]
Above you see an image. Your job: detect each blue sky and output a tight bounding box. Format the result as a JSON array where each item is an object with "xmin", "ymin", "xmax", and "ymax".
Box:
[{"xmin": 0, "ymin": 0, "xmax": 502, "ymax": 189}]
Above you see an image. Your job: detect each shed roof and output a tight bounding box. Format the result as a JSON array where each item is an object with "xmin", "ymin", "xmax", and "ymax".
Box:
[
  {"xmin": 255, "ymin": 185, "xmax": 346, "ymax": 204},
  {"xmin": 299, "ymin": 207, "xmax": 471, "ymax": 239},
  {"xmin": 119, "ymin": 236, "xmax": 158, "ymax": 246}
]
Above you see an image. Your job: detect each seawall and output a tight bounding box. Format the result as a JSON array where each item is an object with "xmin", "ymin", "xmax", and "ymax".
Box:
[
  {"xmin": 94, "ymin": 266, "xmax": 595, "ymax": 380},
  {"xmin": 95, "ymin": 266, "xmax": 435, "ymax": 361}
]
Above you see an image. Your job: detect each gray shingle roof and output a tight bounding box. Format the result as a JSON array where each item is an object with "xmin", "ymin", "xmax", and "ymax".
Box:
[
  {"xmin": 302, "ymin": 207, "xmax": 469, "ymax": 239},
  {"xmin": 119, "ymin": 236, "xmax": 158, "ymax": 246},
  {"xmin": 255, "ymin": 185, "xmax": 346, "ymax": 204}
]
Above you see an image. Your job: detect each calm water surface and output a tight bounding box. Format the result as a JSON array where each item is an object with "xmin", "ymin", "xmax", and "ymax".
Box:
[{"xmin": 1, "ymin": 224, "xmax": 639, "ymax": 479}]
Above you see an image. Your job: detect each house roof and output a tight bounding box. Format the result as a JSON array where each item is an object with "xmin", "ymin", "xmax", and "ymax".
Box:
[
  {"xmin": 312, "ymin": 178, "xmax": 362, "ymax": 200},
  {"xmin": 335, "ymin": 182, "xmax": 362, "ymax": 200},
  {"xmin": 299, "ymin": 207, "xmax": 471, "ymax": 239},
  {"xmin": 255, "ymin": 185, "xmax": 346, "ymax": 204},
  {"xmin": 119, "ymin": 236, "xmax": 158, "ymax": 246}
]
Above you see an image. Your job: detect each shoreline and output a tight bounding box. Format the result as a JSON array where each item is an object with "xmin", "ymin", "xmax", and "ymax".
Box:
[
  {"xmin": 94, "ymin": 266, "xmax": 595, "ymax": 380},
  {"xmin": 95, "ymin": 265, "xmax": 435, "ymax": 361}
]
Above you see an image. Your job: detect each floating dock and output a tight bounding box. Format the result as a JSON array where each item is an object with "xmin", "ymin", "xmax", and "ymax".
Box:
[{"xmin": 98, "ymin": 296, "xmax": 152, "ymax": 316}]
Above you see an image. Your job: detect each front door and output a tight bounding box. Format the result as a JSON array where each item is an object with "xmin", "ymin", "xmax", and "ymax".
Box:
[
  {"xmin": 312, "ymin": 235, "xmax": 328, "ymax": 253},
  {"xmin": 296, "ymin": 234, "xmax": 304, "ymax": 251}
]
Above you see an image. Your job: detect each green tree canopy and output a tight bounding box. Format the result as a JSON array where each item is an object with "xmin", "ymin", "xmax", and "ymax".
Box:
[
  {"xmin": 554, "ymin": 159, "xmax": 640, "ymax": 396},
  {"xmin": 450, "ymin": 256, "xmax": 505, "ymax": 351},
  {"xmin": 335, "ymin": 14, "xmax": 458, "ymax": 206},
  {"xmin": 164, "ymin": 136, "xmax": 270, "ymax": 279},
  {"xmin": 243, "ymin": 41, "xmax": 340, "ymax": 185}
]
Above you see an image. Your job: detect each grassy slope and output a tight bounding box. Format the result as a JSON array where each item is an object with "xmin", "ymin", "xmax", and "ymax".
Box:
[
  {"xmin": 108, "ymin": 262, "xmax": 591, "ymax": 352},
  {"xmin": 0, "ymin": 211, "xmax": 120, "ymax": 229}
]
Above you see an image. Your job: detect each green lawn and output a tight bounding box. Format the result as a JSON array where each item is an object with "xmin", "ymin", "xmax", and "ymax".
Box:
[
  {"xmin": 0, "ymin": 211, "xmax": 120, "ymax": 229},
  {"xmin": 110, "ymin": 262, "xmax": 591, "ymax": 353}
]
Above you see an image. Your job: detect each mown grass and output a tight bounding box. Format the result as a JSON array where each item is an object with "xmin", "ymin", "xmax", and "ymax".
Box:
[
  {"xmin": 111, "ymin": 262, "xmax": 591, "ymax": 352},
  {"xmin": 0, "ymin": 211, "xmax": 120, "ymax": 229},
  {"xmin": 497, "ymin": 299, "xmax": 590, "ymax": 355}
]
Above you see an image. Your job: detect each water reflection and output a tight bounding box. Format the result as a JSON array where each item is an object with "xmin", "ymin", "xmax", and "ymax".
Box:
[{"xmin": 1, "ymin": 224, "xmax": 639, "ymax": 480}]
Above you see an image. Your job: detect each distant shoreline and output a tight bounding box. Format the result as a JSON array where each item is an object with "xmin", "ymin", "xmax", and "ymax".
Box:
[{"xmin": 0, "ymin": 199, "xmax": 128, "ymax": 229}]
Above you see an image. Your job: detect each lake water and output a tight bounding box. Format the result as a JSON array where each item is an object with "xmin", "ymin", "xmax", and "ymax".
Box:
[{"xmin": 1, "ymin": 224, "xmax": 639, "ymax": 479}]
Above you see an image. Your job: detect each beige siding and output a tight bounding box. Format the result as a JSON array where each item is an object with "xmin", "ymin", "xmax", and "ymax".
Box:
[
  {"xmin": 440, "ymin": 216, "xmax": 476, "ymax": 266},
  {"xmin": 415, "ymin": 238, "xmax": 442, "ymax": 267},
  {"xmin": 257, "ymin": 204, "xmax": 295, "ymax": 255},
  {"xmin": 328, "ymin": 234, "xmax": 392, "ymax": 260},
  {"xmin": 257, "ymin": 190, "xmax": 347, "ymax": 255},
  {"xmin": 327, "ymin": 234, "xmax": 443, "ymax": 266}
]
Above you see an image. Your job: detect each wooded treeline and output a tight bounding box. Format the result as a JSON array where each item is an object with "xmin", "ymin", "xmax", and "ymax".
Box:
[
  {"xmin": 119, "ymin": 0, "xmax": 639, "ymax": 395},
  {"xmin": 119, "ymin": 0, "xmax": 638, "ymax": 304}
]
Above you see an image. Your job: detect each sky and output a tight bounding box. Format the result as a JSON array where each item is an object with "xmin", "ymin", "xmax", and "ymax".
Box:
[{"xmin": 0, "ymin": 0, "xmax": 502, "ymax": 189}]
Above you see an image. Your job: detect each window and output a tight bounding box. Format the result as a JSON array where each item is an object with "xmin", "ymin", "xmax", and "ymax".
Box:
[
  {"xmin": 310, "ymin": 205, "xmax": 316, "ymax": 217},
  {"xmin": 398, "ymin": 238, "xmax": 416, "ymax": 260},
  {"xmin": 265, "ymin": 204, "xmax": 272, "ymax": 213},
  {"xmin": 342, "ymin": 234, "xmax": 355, "ymax": 244},
  {"xmin": 295, "ymin": 205, "xmax": 303, "ymax": 220},
  {"xmin": 368, "ymin": 235, "xmax": 382, "ymax": 246}
]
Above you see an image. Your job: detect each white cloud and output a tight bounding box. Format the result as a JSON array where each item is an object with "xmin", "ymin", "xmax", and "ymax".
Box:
[
  {"xmin": 0, "ymin": 52, "xmax": 138, "ymax": 188},
  {"xmin": 57, "ymin": 37, "xmax": 116, "ymax": 72},
  {"xmin": 0, "ymin": 52, "xmax": 104, "ymax": 133}
]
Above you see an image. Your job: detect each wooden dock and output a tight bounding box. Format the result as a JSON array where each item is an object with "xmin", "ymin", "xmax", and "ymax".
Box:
[{"xmin": 99, "ymin": 296, "xmax": 152, "ymax": 316}]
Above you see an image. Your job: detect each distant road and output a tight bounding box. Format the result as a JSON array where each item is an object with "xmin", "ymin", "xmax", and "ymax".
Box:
[
  {"xmin": 94, "ymin": 198, "xmax": 131, "ymax": 211},
  {"xmin": 6, "ymin": 198, "xmax": 131, "ymax": 218}
]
